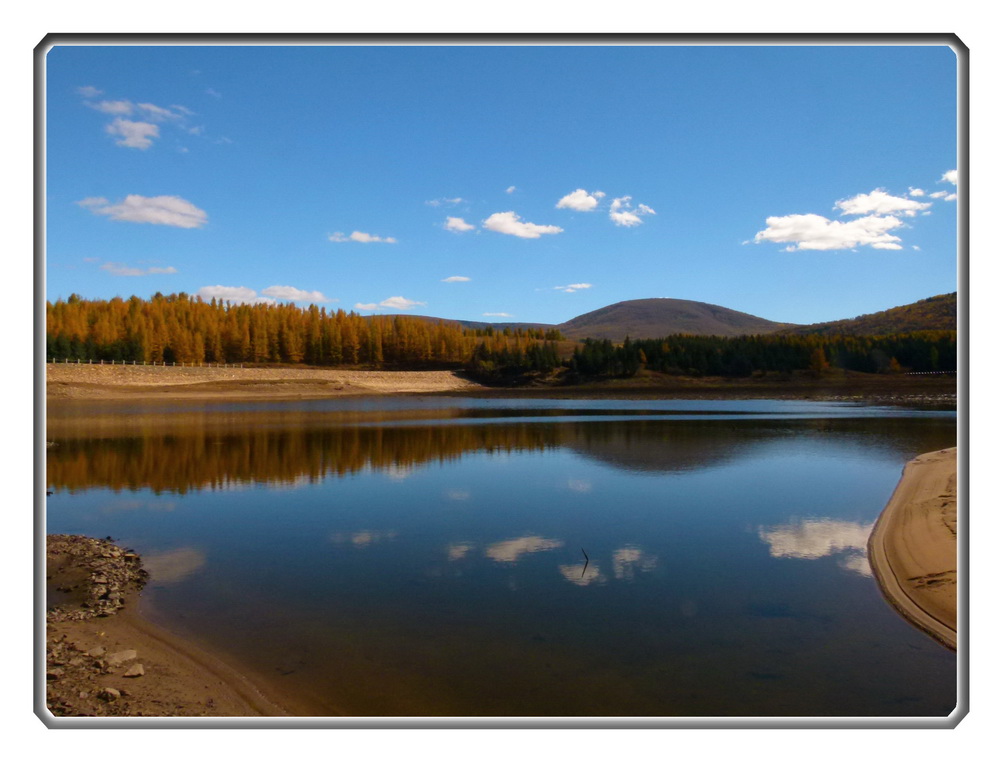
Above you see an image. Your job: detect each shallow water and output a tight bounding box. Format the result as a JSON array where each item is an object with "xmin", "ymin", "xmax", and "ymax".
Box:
[{"xmin": 46, "ymin": 398, "xmax": 958, "ymax": 717}]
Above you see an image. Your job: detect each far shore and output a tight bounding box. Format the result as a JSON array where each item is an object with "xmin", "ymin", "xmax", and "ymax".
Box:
[
  {"xmin": 45, "ymin": 362, "xmax": 957, "ymax": 405},
  {"xmin": 868, "ymin": 448, "xmax": 958, "ymax": 650}
]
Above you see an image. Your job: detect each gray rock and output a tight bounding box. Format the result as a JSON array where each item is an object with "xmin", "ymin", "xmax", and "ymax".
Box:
[
  {"xmin": 123, "ymin": 663, "xmax": 145, "ymax": 678},
  {"xmin": 106, "ymin": 649, "xmax": 137, "ymax": 667},
  {"xmin": 97, "ymin": 687, "xmax": 120, "ymax": 702}
]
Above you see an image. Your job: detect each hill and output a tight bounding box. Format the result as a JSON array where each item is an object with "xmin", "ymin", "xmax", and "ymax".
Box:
[
  {"xmin": 780, "ymin": 293, "xmax": 957, "ymax": 336},
  {"xmin": 555, "ymin": 298, "xmax": 796, "ymax": 341}
]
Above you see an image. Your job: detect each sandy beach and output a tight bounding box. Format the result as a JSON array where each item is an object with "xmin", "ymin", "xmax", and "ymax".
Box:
[{"xmin": 867, "ymin": 448, "xmax": 958, "ymax": 650}]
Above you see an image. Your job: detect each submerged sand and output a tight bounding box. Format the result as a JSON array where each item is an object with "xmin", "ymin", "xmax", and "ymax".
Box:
[{"xmin": 867, "ymin": 448, "xmax": 958, "ymax": 650}]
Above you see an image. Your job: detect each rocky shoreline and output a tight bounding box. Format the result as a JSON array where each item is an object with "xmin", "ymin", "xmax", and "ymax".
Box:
[
  {"xmin": 44, "ymin": 535, "xmax": 290, "ymax": 718},
  {"xmin": 45, "ymin": 535, "xmax": 153, "ymax": 716}
]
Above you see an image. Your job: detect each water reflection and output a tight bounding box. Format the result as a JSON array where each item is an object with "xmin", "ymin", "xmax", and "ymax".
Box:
[
  {"xmin": 46, "ymin": 413, "xmax": 955, "ymax": 495},
  {"xmin": 446, "ymin": 542, "xmax": 475, "ymax": 561},
  {"xmin": 611, "ymin": 546, "xmax": 658, "ymax": 580},
  {"xmin": 485, "ymin": 535, "xmax": 564, "ymax": 563},
  {"xmin": 44, "ymin": 402, "xmax": 958, "ymax": 717},
  {"xmin": 757, "ymin": 518, "xmax": 874, "ymax": 577},
  {"xmin": 142, "ymin": 546, "xmax": 206, "ymax": 585},
  {"xmin": 331, "ymin": 530, "xmax": 398, "ymax": 548},
  {"xmin": 559, "ymin": 562, "xmax": 605, "ymax": 586}
]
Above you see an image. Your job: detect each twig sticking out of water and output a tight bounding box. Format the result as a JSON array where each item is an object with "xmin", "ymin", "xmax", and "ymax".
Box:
[{"xmin": 581, "ymin": 548, "xmax": 589, "ymax": 579}]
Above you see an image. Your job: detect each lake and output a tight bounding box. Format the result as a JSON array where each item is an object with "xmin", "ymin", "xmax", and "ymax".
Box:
[{"xmin": 45, "ymin": 397, "xmax": 958, "ymax": 718}]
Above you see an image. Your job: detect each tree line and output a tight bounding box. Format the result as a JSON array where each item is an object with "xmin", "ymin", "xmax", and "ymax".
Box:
[
  {"xmin": 46, "ymin": 293, "xmax": 561, "ymax": 369},
  {"xmin": 569, "ymin": 332, "xmax": 957, "ymax": 378}
]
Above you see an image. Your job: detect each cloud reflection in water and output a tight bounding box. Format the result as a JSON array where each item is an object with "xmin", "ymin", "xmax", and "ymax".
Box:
[
  {"xmin": 559, "ymin": 562, "xmax": 605, "ymax": 586},
  {"xmin": 142, "ymin": 547, "xmax": 206, "ymax": 585},
  {"xmin": 757, "ymin": 518, "xmax": 874, "ymax": 577},
  {"xmin": 485, "ymin": 535, "xmax": 564, "ymax": 563}
]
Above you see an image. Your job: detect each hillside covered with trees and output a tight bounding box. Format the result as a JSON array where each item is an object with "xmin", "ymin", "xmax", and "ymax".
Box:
[{"xmin": 781, "ymin": 293, "xmax": 957, "ymax": 336}]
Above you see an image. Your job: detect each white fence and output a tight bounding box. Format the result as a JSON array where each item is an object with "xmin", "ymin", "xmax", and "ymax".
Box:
[{"xmin": 48, "ymin": 358, "xmax": 244, "ymax": 368}]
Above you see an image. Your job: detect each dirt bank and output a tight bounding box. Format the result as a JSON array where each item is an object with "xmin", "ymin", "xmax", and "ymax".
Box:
[
  {"xmin": 44, "ymin": 362, "xmax": 956, "ymax": 405},
  {"xmin": 867, "ymin": 448, "xmax": 958, "ymax": 650},
  {"xmin": 46, "ymin": 363, "xmax": 486, "ymax": 401}
]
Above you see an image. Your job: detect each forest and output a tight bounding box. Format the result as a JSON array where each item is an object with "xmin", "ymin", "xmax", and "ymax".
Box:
[
  {"xmin": 46, "ymin": 294, "xmax": 957, "ymax": 381},
  {"xmin": 568, "ymin": 333, "xmax": 957, "ymax": 378},
  {"xmin": 45, "ymin": 293, "xmax": 559, "ymax": 369}
]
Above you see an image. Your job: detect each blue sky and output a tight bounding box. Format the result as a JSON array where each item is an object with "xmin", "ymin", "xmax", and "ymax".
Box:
[{"xmin": 44, "ymin": 43, "xmax": 959, "ymax": 326}]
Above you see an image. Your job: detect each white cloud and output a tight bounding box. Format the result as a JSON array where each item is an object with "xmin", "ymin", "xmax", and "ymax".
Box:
[
  {"xmin": 555, "ymin": 283, "xmax": 593, "ymax": 293},
  {"xmin": 87, "ymin": 99, "xmax": 134, "ymax": 115},
  {"xmin": 482, "ymin": 211, "xmax": 563, "ymax": 239},
  {"xmin": 426, "ymin": 197, "xmax": 465, "ymax": 207},
  {"xmin": 505, "ymin": 186, "xmax": 516, "ymax": 194},
  {"xmin": 105, "ymin": 118, "xmax": 160, "ymax": 149},
  {"xmin": 78, "ymin": 194, "xmax": 208, "ymax": 228},
  {"xmin": 76, "ymin": 194, "xmax": 208, "ymax": 228},
  {"xmin": 609, "ymin": 196, "xmax": 656, "ymax": 227},
  {"xmin": 356, "ymin": 296, "xmax": 426, "ymax": 311},
  {"xmin": 753, "ymin": 213, "xmax": 905, "ymax": 251},
  {"xmin": 941, "ymin": 169, "xmax": 958, "ymax": 185},
  {"xmin": 929, "ymin": 191, "xmax": 948, "ymax": 199},
  {"xmin": 136, "ymin": 102, "xmax": 184, "ymax": 121},
  {"xmin": 442, "ymin": 275, "xmax": 471, "ymax": 282},
  {"xmin": 835, "ymin": 189, "xmax": 931, "ymax": 218},
  {"xmin": 206, "ymin": 88, "xmax": 222, "ymax": 98},
  {"xmin": 556, "ymin": 188, "xmax": 605, "ymax": 212},
  {"xmin": 260, "ymin": 285, "xmax": 330, "ymax": 303},
  {"xmin": 380, "ymin": 296, "xmax": 425, "ymax": 310},
  {"xmin": 908, "ymin": 187, "xmax": 926, "ymax": 197},
  {"xmin": 76, "ymin": 85, "xmax": 103, "ymax": 98},
  {"xmin": 444, "ymin": 216, "xmax": 475, "ymax": 233},
  {"xmin": 329, "ymin": 231, "xmax": 398, "ymax": 243},
  {"xmin": 196, "ymin": 286, "xmax": 275, "ymax": 305},
  {"xmin": 485, "ymin": 535, "xmax": 564, "ymax": 563},
  {"xmin": 100, "ymin": 262, "xmax": 178, "ymax": 277},
  {"xmin": 483, "ymin": 312, "xmax": 513, "ymax": 318}
]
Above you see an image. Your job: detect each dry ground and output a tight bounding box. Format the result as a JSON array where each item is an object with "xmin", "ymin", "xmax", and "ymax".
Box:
[{"xmin": 46, "ymin": 363, "xmax": 485, "ymax": 401}]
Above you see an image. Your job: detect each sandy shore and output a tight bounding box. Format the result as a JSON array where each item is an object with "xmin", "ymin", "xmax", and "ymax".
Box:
[
  {"xmin": 46, "ymin": 363, "xmax": 485, "ymax": 401},
  {"xmin": 867, "ymin": 448, "xmax": 958, "ymax": 650}
]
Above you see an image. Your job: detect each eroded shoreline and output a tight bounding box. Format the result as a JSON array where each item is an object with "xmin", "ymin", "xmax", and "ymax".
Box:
[{"xmin": 867, "ymin": 448, "xmax": 958, "ymax": 650}]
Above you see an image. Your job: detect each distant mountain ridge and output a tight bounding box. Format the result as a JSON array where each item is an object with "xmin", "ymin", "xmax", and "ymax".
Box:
[
  {"xmin": 403, "ymin": 293, "xmax": 956, "ymax": 341},
  {"xmin": 555, "ymin": 298, "xmax": 795, "ymax": 341}
]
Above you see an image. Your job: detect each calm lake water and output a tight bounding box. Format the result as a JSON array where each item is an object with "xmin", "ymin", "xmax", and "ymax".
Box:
[{"xmin": 46, "ymin": 397, "xmax": 958, "ymax": 717}]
